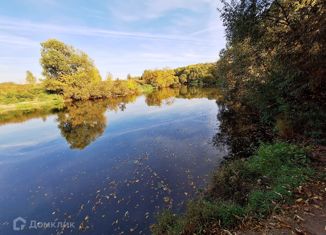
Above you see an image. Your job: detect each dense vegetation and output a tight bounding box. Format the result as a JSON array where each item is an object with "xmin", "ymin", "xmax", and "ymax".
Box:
[
  {"xmin": 141, "ymin": 68, "xmax": 179, "ymax": 88},
  {"xmin": 138, "ymin": 63, "xmax": 216, "ymax": 88},
  {"xmin": 216, "ymin": 0, "xmax": 325, "ymax": 144},
  {"xmin": 175, "ymin": 63, "xmax": 216, "ymax": 86}
]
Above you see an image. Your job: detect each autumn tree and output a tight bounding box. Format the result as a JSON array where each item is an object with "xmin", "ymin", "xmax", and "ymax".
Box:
[
  {"xmin": 25, "ymin": 70, "xmax": 36, "ymax": 84},
  {"xmin": 175, "ymin": 63, "xmax": 216, "ymax": 85},
  {"xmin": 141, "ymin": 68, "xmax": 179, "ymax": 88},
  {"xmin": 40, "ymin": 39, "xmax": 101, "ymax": 100},
  {"xmin": 217, "ymin": 0, "xmax": 326, "ymax": 142},
  {"xmin": 106, "ymin": 72, "xmax": 113, "ymax": 81}
]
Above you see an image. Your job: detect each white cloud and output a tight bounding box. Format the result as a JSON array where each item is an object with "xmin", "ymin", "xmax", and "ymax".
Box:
[
  {"xmin": 0, "ymin": 34, "xmax": 37, "ymax": 47},
  {"xmin": 107, "ymin": 0, "xmax": 217, "ymax": 21},
  {"xmin": 0, "ymin": 18, "xmax": 214, "ymax": 43}
]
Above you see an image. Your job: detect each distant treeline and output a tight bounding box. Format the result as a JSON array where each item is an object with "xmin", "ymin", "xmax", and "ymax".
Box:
[
  {"xmin": 134, "ymin": 63, "xmax": 216, "ymax": 88},
  {"xmin": 1, "ymin": 39, "xmax": 217, "ymax": 105}
]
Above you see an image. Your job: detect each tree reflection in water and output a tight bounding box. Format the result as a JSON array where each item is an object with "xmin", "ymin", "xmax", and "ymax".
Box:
[
  {"xmin": 58, "ymin": 87, "xmax": 225, "ymax": 149},
  {"xmin": 1, "ymin": 87, "xmax": 230, "ymax": 150},
  {"xmin": 57, "ymin": 95, "xmax": 137, "ymax": 149},
  {"xmin": 213, "ymin": 101, "xmax": 273, "ymax": 159},
  {"xmin": 145, "ymin": 86, "xmax": 223, "ymax": 107},
  {"xmin": 57, "ymin": 101, "xmax": 107, "ymax": 149}
]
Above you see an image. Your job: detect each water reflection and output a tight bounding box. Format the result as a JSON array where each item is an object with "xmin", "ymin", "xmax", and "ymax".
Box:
[
  {"xmin": 145, "ymin": 86, "xmax": 223, "ymax": 107},
  {"xmin": 0, "ymin": 88, "xmax": 223, "ymax": 150},
  {"xmin": 145, "ymin": 88, "xmax": 180, "ymax": 107},
  {"xmin": 57, "ymin": 101, "xmax": 108, "ymax": 149},
  {"xmin": 0, "ymin": 107, "xmax": 62, "ymax": 126},
  {"xmin": 57, "ymin": 95, "xmax": 139, "ymax": 149},
  {"xmin": 0, "ymin": 87, "xmax": 225, "ymax": 234},
  {"xmin": 213, "ymin": 102, "xmax": 273, "ymax": 159}
]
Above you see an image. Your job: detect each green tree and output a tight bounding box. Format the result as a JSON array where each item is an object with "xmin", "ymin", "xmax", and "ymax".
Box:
[
  {"xmin": 141, "ymin": 68, "xmax": 179, "ymax": 88},
  {"xmin": 25, "ymin": 70, "xmax": 36, "ymax": 84},
  {"xmin": 106, "ymin": 72, "xmax": 113, "ymax": 81},
  {"xmin": 175, "ymin": 63, "xmax": 216, "ymax": 85},
  {"xmin": 40, "ymin": 39, "xmax": 101, "ymax": 99},
  {"xmin": 217, "ymin": 0, "xmax": 326, "ymax": 142}
]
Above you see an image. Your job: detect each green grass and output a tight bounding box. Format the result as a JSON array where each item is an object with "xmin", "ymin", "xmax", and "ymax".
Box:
[
  {"xmin": 139, "ymin": 84, "xmax": 155, "ymax": 94},
  {"xmin": 152, "ymin": 142, "xmax": 314, "ymax": 234},
  {"xmin": 0, "ymin": 83, "xmax": 64, "ymax": 113}
]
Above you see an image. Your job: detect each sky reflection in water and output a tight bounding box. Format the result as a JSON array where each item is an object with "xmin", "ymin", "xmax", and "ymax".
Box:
[{"xmin": 0, "ymin": 88, "xmax": 227, "ymax": 234}]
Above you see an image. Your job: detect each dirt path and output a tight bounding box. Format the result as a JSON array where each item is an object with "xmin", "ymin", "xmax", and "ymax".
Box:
[
  {"xmin": 233, "ymin": 148, "xmax": 326, "ymax": 235},
  {"xmin": 234, "ymin": 179, "xmax": 326, "ymax": 235}
]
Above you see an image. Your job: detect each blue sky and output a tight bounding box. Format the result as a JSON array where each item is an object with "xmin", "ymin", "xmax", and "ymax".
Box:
[{"xmin": 0, "ymin": 0, "xmax": 225, "ymax": 83}]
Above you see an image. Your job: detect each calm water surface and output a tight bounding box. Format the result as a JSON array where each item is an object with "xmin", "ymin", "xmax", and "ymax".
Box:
[{"xmin": 0, "ymin": 88, "xmax": 228, "ymax": 234}]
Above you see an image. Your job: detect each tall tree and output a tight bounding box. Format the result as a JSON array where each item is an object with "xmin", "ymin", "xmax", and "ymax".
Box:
[
  {"xmin": 40, "ymin": 39, "xmax": 101, "ymax": 99},
  {"xmin": 25, "ymin": 70, "xmax": 36, "ymax": 84}
]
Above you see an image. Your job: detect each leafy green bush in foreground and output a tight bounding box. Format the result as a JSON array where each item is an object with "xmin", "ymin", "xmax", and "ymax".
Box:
[{"xmin": 152, "ymin": 142, "xmax": 313, "ymax": 234}]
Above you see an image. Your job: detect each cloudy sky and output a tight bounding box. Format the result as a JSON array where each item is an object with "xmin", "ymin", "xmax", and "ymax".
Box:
[{"xmin": 0, "ymin": 0, "xmax": 225, "ymax": 83}]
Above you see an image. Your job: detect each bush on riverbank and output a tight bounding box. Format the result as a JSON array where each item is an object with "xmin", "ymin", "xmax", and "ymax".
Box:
[{"xmin": 152, "ymin": 142, "xmax": 313, "ymax": 234}]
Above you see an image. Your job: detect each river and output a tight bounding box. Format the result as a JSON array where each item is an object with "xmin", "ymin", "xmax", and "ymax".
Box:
[{"xmin": 0, "ymin": 87, "xmax": 230, "ymax": 234}]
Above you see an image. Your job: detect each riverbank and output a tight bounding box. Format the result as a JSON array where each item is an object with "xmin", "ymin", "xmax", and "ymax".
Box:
[
  {"xmin": 233, "ymin": 149, "xmax": 326, "ymax": 235},
  {"xmin": 0, "ymin": 99, "xmax": 64, "ymax": 113},
  {"xmin": 0, "ymin": 83, "xmax": 64, "ymax": 113},
  {"xmin": 152, "ymin": 142, "xmax": 325, "ymax": 234},
  {"xmin": 0, "ymin": 82, "xmax": 155, "ymax": 115},
  {"xmin": 236, "ymin": 172, "xmax": 326, "ymax": 235}
]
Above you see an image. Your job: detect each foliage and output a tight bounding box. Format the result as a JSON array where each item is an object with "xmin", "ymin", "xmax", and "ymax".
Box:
[
  {"xmin": 40, "ymin": 39, "xmax": 101, "ymax": 96},
  {"xmin": 141, "ymin": 68, "xmax": 179, "ymax": 88},
  {"xmin": 216, "ymin": 0, "xmax": 326, "ymax": 143},
  {"xmin": 152, "ymin": 142, "xmax": 313, "ymax": 234},
  {"xmin": 139, "ymin": 84, "xmax": 154, "ymax": 94},
  {"xmin": 152, "ymin": 210, "xmax": 185, "ymax": 235},
  {"xmin": 39, "ymin": 39, "xmax": 142, "ymax": 100},
  {"xmin": 25, "ymin": 71, "xmax": 37, "ymax": 84},
  {"xmin": 139, "ymin": 63, "xmax": 216, "ymax": 88},
  {"xmin": 175, "ymin": 63, "xmax": 216, "ymax": 85}
]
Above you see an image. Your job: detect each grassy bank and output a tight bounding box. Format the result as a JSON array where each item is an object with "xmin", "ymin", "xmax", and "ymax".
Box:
[
  {"xmin": 0, "ymin": 82, "xmax": 154, "ymax": 115},
  {"xmin": 0, "ymin": 83, "xmax": 64, "ymax": 114},
  {"xmin": 152, "ymin": 142, "xmax": 314, "ymax": 234}
]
